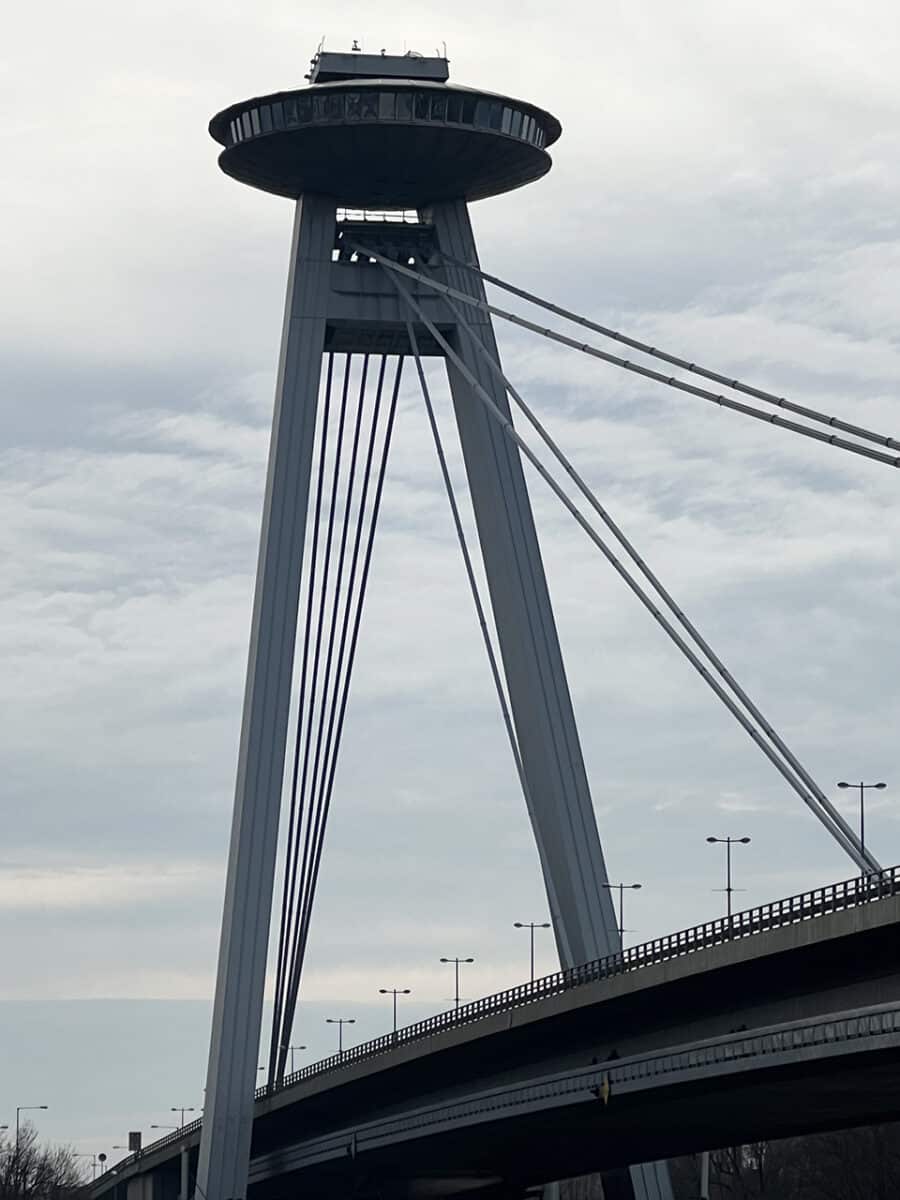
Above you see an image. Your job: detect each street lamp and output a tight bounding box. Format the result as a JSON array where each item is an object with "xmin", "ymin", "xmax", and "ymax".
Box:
[
  {"xmin": 326, "ymin": 1017, "xmax": 355, "ymax": 1054},
  {"xmin": 379, "ymin": 988, "xmax": 411, "ymax": 1034},
  {"xmin": 513, "ymin": 922, "xmax": 551, "ymax": 981},
  {"xmin": 170, "ymin": 1107, "xmax": 195, "ymax": 1128},
  {"xmin": 838, "ymin": 781, "xmax": 887, "ymax": 874},
  {"xmin": 706, "ymin": 836, "xmax": 751, "ymax": 918},
  {"xmin": 600, "ymin": 884, "xmax": 642, "ymax": 949},
  {"xmin": 440, "ymin": 957, "xmax": 474, "ymax": 1009},
  {"xmin": 15, "ymin": 1106, "xmax": 48, "ymax": 1156},
  {"xmin": 287, "ymin": 1044, "xmax": 307, "ymax": 1074},
  {"xmin": 73, "ymin": 1153, "xmax": 97, "ymax": 1181}
]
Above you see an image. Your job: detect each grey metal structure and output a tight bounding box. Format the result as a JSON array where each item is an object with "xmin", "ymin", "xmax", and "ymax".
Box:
[
  {"xmin": 198, "ymin": 48, "xmax": 666, "ymax": 1200},
  {"xmin": 94, "ymin": 869, "xmax": 900, "ymax": 1199}
]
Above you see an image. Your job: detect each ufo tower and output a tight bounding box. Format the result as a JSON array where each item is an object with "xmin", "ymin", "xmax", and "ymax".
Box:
[{"xmin": 198, "ymin": 48, "xmax": 671, "ymax": 1200}]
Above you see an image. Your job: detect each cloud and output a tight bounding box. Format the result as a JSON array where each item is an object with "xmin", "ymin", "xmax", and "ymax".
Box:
[{"xmin": 2, "ymin": 0, "xmax": 900, "ymax": 1153}]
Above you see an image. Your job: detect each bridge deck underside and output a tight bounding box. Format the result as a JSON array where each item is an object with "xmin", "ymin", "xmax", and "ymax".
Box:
[{"xmin": 250, "ymin": 1043, "xmax": 900, "ymax": 1198}]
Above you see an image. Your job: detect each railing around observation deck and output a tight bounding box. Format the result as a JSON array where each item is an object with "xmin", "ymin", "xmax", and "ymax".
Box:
[{"xmin": 104, "ymin": 866, "xmax": 900, "ymax": 1177}]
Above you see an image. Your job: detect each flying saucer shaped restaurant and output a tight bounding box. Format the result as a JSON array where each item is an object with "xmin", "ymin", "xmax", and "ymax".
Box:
[{"xmin": 209, "ymin": 75, "xmax": 562, "ymax": 208}]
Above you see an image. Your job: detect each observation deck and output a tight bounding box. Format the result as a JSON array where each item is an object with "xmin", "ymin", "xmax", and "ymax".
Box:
[{"xmin": 209, "ymin": 50, "xmax": 561, "ymax": 207}]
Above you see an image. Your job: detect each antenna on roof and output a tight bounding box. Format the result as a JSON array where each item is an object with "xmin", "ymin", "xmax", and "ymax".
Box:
[{"xmin": 351, "ymin": 39, "xmax": 360, "ymax": 51}]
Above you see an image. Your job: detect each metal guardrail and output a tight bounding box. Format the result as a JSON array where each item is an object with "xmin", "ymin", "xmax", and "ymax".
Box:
[{"xmin": 102, "ymin": 865, "xmax": 900, "ymax": 1179}]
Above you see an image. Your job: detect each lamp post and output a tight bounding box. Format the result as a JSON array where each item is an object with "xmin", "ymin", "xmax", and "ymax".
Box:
[
  {"xmin": 379, "ymin": 988, "xmax": 411, "ymax": 1034},
  {"xmin": 440, "ymin": 957, "xmax": 474, "ymax": 1009},
  {"xmin": 706, "ymin": 836, "xmax": 751, "ymax": 918},
  {"xmin": 15, "ymin": 1106, "xmax": 48, "ymax": 1157},
  {"xmin": 513, "ymin": 922, "xmax": 551, "ymax": 981},
  {"xmin": 838, "ymin": 781, "xmax": 886, "ymax": 875},
  {"xmin": 287, "ymin": 1044, "xmax": 307, "ymax": 1074},
  {"xmin": 73, "ymin": 1153, "xmax": 96, "ymax": 1180},
  {"xmin": 326, "ymin": 1017, "xmax": 355, "ymax": 1054},
  {"xmin": 600, "ymin": 884, "xmax": 642, "ymax": 949},
  {"xmin": 170, "ymin": 1107, "xmax": 195, "ymax": 1128}
]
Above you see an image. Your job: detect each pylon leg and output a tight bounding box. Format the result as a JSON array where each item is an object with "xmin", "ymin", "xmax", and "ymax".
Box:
[
  {"xmin": 195, "ymin": 193, "xmax": 336, "ymax": 1200},
  {"xmin": 430, "ymin": 199, "xmax": 673, "ymax": 1200}
]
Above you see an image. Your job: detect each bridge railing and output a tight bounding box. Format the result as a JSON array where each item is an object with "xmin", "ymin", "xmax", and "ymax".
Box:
[{"xmin": 105, "ymin": 865, "xmax": 900, "ymax": 1178}]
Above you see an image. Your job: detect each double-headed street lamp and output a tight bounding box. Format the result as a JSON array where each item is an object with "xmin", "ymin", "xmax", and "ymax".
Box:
[
  {"xmin": 513, "ymin": 922, "xmax": 551, "ymax": 982},
  {"xmin": 706, "ymin": 836, "xmax": 751, "ymax": 918},
  {"xmin": 440, "ymin": 957, "xmax": 474, "ymax": 1009},
  {"xmin": 326, "ymin": 1017, "xmax": 355, "ymax": 1054},
  {"xmin": 601, "ymin": 884, "xmax": 642, "ymax": 949},
  {"xmin": 838, "ymin": 780, "xmax": 887, "ymax": 874},
  {"xmin": 15, "ymin": 1106, "xmax": 48, "ymax": 1156},
  {"xmin": 379, "ymin": 987, "xmax": 411, "ymax": 1034},
  {"xmin": 170, "ymin": 1107, "xmax": 195, "ymax": 1128}
]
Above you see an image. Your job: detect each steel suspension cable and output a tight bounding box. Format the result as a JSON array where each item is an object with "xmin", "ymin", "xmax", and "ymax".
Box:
[
  {"xmin": 279, "ymin": 358, "xmax": 405, "ymax": 1068},
  {"xmin": 286, "ymin": 353, "xmax": 374, "ymax": 1008},
  {"xmin": 268, "ymin": 353, "xmax": 336, "ymax": 1081},
  {"xmin": 289, "ymin": 359, "xmax": 388, "ymax": 967},
  {"xmin": 274, "ymin": 354, "xmax": 354, "ymax": 1075},
  {"xmin": 439, "ymin": 249, "xmax": 900, "ymax": 454},
  {"xmin": 386, "ymin": 270, "xmax": 868, "ymax": 870},
  {"xmin": 438, "ymin": 293, "xmax": 875, "ymax": 870},
  {"xmin": 405, "ymin": 321, "xmax": 529, "ymax": 799},
  {"xmin": 351, "ymin": 246, "xmax": 900, "ymax": 471},
  {"xmin": 275, "ymin": 356, "xmax": 386, "ymax": 1079}
]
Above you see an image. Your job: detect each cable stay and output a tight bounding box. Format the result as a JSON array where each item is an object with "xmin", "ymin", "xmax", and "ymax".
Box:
[
  {"xmin": 439, "ymin": 249, "xmax": 900, "ymax": 455},
  {"xmin": 382, "ymin": 264, "xmax": 875, "ymax": 875},
  {"xmin": 405, "ymin": 320, "xmax": 531, "ymax": 807},
  {"xmin": 435, "ymin": 289, "xmax": 872, "ymax": 872},
  {"xmin": 268, "ymin": 353, "xmax": 405, "ymax": 1085},
  {"xmin": 350, "ymin": 245, "xmax": 900, "ymax": 471},
  {"xmin": 269, "ymin": 351, "xmax": 336, "ymax": 1085}
]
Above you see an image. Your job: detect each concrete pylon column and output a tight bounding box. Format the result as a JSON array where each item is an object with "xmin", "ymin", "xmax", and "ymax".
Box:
[
  {"xmin": 431, "ymin": 199, "xmax": 673, "ymax": 1200},
  {"xmin": 195, "ymin": 192, "xmax": 335, "ymax": 1200}
]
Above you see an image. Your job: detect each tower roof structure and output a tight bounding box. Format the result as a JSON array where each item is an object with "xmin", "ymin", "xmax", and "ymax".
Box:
[{"xmin": 209, "ymin": 50, "xmax": 561, "ymax": 207}]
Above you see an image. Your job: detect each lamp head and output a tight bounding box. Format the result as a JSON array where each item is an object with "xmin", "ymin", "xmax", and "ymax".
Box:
[
  {"xmin": 630, "ymin": 884, "xmax": 643, "ymax": 890},
  {"xmin": 875, "ymin": 782, "xmax": 887, "ymax": 789},
  {"xmin": 837, "ymin": 781, "xmax": 851, "ymax": 789},
  {"xmin": 739, "ymin": 837, "xmax": 752, "ymax": 844},
  {"xmin": 706, "ymin": 836, "xmax": 718, "ymax": 843}
]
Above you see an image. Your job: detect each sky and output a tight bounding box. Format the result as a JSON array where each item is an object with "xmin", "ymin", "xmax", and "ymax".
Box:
[{"xmin": 2, "ymin": 0, "xmax": 900, "ymax": 1171}]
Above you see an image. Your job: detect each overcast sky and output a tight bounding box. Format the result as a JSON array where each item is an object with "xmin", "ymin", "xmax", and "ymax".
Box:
[{"xmin": 2, "ymin": 0, "xmax": 899, "ymax": 1168}]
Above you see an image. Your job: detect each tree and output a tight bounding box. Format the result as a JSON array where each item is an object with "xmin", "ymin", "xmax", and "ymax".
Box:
[
  {"xmin": 668, "ymin": 1122, "xmax": 900, "ymax": 1199},
  {"xmin": 0, "ymin": 1124, "xmax": 86, "ymax": 1200}
]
